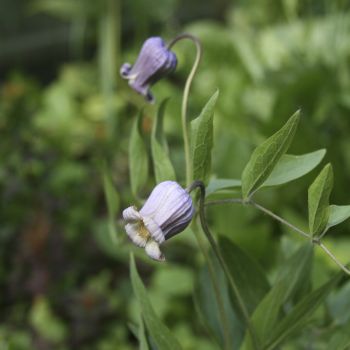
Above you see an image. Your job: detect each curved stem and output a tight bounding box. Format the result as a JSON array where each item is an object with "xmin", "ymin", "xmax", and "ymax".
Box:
[
  {"xmin": 188, "ymin": 181, "xmax": 260, "ymax": 350},
  {"xmin": 168, "ymin": 34, "xmax": 202, "ymax": 187}
]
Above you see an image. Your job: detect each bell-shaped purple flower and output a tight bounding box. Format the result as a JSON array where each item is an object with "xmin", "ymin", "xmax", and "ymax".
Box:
[
  {"xmin": 123, "ymin": 181, "xmax": 194, "ymax": 261},
  {"xmin": 120, "ymin": 37, "xmax": 177, "ymax": 103}
]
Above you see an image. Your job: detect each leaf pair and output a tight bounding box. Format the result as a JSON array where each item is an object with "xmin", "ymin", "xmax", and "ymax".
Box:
[{"xmin": 241, "ymin": 110, "xmax": 300, "ymax": 200}]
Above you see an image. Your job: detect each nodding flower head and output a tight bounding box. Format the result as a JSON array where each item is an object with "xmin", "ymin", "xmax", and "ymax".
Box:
[
  {"xmin": 120, "ymin": 37, "xmax": 177, "ymax": 103},
  {"xmin": 123, "ymin": 181, "xmax": 194, "ymax": 261}
]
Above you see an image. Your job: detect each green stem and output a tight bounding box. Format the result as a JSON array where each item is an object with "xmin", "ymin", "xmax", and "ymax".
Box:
[
  {"xmin": 188, "ymin": 181, "xmax": 260, "ymax": 350},
  {"xmin": 206, "ymin": 197, "xmax": 350, "ymax": 277},
  {"xmin": 168, "ymin": 34, "xmax": 202, "ymax": 187},
  {"xmin": 191, "ymin": 221, "xmax": 232, "ymax": 350}
]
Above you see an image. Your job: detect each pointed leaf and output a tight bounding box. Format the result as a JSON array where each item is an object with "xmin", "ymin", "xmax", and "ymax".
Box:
[
  {"xmin": 191, "ymin": 91, "xmax": 219, "ymax": 184},
  {"xmin": 265, "ymin": 273, "xmax": 341, "ymax": 350},
  {"xmin": 102, "ymin": 164, "xmax": 120, "ymax": 243},
  {"xmin": 130, "ymin": 255, "xmax": 182, "ymax": 350},
  {"xmin": 327, "ymin": 205, "xmax": 350, "ymax": 230},
  {"xmin": 241, "ymin": 110, "xmax": 300, "ymax": 199},
  {"xmin": 151, "ymin": 99, "xmax": 176, "ymax": 183},
  {"xmin": 129, "ymin": 112, "xmax": 149, "ymax": 196},
  {"xmin": 263, "ymin": 149, "xmax": 326, "ymax": 187},
  {"xmin": 308, "ymin": 163, "xmax": 333, "ymax": 236},
  {"xmin": 218, "ymin": 237, "xmax": 270, "ymax": 320}
]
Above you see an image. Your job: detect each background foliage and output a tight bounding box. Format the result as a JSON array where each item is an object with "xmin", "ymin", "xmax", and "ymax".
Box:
[{"xmin": 1, "ymin": 0, "xmax": 350, "ymax": 349}]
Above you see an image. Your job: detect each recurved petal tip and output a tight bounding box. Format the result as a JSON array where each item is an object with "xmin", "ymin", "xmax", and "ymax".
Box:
[{"xmin": 145, "ymin": 240, "xmax": 165, "ymax": 262}]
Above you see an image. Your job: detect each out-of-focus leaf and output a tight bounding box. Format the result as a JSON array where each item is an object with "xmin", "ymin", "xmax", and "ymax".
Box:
[
  {"xmin": 308, "ymin": 163, "xmax": 333, "ymax": 236},
  {"xmin": 191, "ymin": 91, "xmax": 219, "ymax": 184},
  {"xmin": 265, "ymin": 273, "xmax": 341, "ymax": 350},
  {"xmin": 263, "ymin": 149, "xmax": 326, "ymax": 187},
  {"xmin": 129, "ymin": 112, "xmax": 149, "ymax": 196},
  {"xmin": 241, "ymin": 244, "xmax": 313, "ymax": 349},
  {"xmin": 218, "ymin": 237, "xmax": 270, "ymax": 320},
  {"xmin": 327, "ymin": 205, "xmax": 350, "ymax": 230},
  {"xmin": 102, "ymin": 164, "xmax": 120, "ymax": 243},
  {"xmin": 206, "ymin": 178, "xmax": 241, "ymax": 196},
  {"xmin": 29, "ymin": 296, "xmax": 67, "ymax": 343},
  {"xmin": 31, "ymin": 0, "xmax": 101, "ymax": 19},
  {"xmin": 151, "ymin": 99, "xmax": 176, "ymax": 183},
  {"xmin": 241, "ymin": 110, "xmax": 300, "ymax": 199},
  {"xmin": 328, "ymin": 280, "xmax": 350, "ymax": 325},
  {"xmin": 327, "ymin": 322, "xmax": 350, "ymax": 350},
  {"xmin": 138, "ymin": 312, "xmax": 150, "ymax": 350},
  {"xmin": 130, "ymin": 254, "xmax": 182, "ymax": 350},
  {"xmin": 194, "ymin": 255, "xmax": 244, "ymax": 349}
]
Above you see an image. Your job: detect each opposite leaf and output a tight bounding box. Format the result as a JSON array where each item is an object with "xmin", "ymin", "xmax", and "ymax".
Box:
[
  {"xmin": 327, "ymin": 205, "xmax": 350, "ymax": 230},
  {"xmin": 263, "ymin": 149, "xmax": 326, "ymax": 187},
  {"xmin": 308, "ymin": 163, "xmax": 333, "ymax": 236},
  {"xmin": 241, "ymin": 110, "xmax": 300, "ymax": 199},
  {"xmin": 130, "ymin": 254, "xmax": 182, "ymax": 350},
  {"xmin": 151, "ymin": 99, "xmax": 176, "ymax": 183},
  {"xmin": 129, "ymin": 112, "xmax": 149, "ymax": 196},
  {"xmin": 191, "ymin": 91, "xmax": 219, "ymax": 185}
]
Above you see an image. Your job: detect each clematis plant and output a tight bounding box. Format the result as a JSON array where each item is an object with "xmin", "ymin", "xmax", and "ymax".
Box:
[{"xmin": 114, "ymin": 32, "xmax": 350, "ymax": 350}]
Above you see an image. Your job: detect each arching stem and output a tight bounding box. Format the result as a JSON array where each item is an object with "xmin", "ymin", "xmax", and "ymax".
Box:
[{"xmin": 168, "ymin": 34, "xmax": 202, "ymax": 187}]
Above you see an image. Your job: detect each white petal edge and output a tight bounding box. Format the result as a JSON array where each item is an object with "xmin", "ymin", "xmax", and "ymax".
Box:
[{"xmin": 145, "ymin": 240, "xmax": 165, "ymax": 261}]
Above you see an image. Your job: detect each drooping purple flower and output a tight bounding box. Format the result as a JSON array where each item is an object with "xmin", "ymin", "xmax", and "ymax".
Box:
[
  {"xmin": 123, "ymin": 181, "xmax": 194, "ymax": 261},
  {"xmin": 120, "ymin": 37, "xmax": 177, "ymax": 103}
]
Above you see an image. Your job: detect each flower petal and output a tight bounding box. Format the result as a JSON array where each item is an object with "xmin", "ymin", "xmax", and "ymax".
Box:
[{"xmin": 145, "ymin": 240, "xmax": 165, "ymax": 261}]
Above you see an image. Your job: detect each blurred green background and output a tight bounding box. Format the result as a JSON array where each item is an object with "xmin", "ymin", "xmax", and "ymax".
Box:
[{"xmin": 2, "ymin": 0, "xmax": 350, "ymax": 349}]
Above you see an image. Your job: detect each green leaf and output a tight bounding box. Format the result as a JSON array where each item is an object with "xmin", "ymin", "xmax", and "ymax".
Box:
[
  {"xmin": 241, "ymin": 110, "xmax": 300, "ymax": 199},
  {"xmin": 327, "ymin": 322, "xmax": 350, "ymax": 350},
  {"xmin": 308, "ymin": 163, "xmax": 333, "ymax": 236},
  {"xmin": 194, "ymin": 255, "xmax": 243, "ymax": 349},
  {"xmin": 138, "ymin": 312, "xmax": 150, "ymax": 350},
  {"xmin": 191, "ymin": 91, "xmax": 219, "ymax": 184},
  {"xmin": 206, "ymin": 178, "xmax": 242, "ymax": 196},
  {"xmin": 263, "ymin": 149, "xmax": 326, "ymax": 187},
  {"xmin": 327, "ymin": 205, "xmax": 350, "ymax": 230},
  {"xmin": 102, "ymin": 163, "xmax": 120, "ymax": 244},
  {"xmin": 129, "ymin": 112, "xmax": 149, "ymax": 196},
  {"xmin": 241, "ymin": 244, "xmax": 313, "ymax": 349},
  {"xmin": 130, "ymin": 254, "xmax": 182, "ymax": 350},
  {"xmin": 218, "ymin": 237, "xmax": 270, "ymax": 320},
  {"xmin": 151, "ymin": 99, "xmax": 176, "ymax": 183},
  {"xmin": 265, "ymin": 273, "xmax": 341, "ymax": 350}
]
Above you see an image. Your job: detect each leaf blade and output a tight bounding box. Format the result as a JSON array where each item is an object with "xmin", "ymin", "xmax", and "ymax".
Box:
[
  {"xmin": 191, "ymin": 91, "xmax": 219, "ymax": 184},
  {"xmin": 263, "ymin": 149, "xmax": 326, "ymax": 187},
  {"xmin": 130, "ymin": 254, "xmax": 182, "ymax": 350},
  {"xmin": 327, "ymin": 205, "xmax": 350, "ymax": 230},
  {"xmin": 241, "ymin": 110, "xmax": 300, "ymax": 199},
  {"xmin": 308, "ymin": 163, "xmax": 333, "ymax": 235}
]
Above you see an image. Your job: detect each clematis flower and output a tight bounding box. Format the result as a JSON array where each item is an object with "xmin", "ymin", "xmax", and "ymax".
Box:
[
  {"xmin": 120, "ymin": 37, "xmax": 177, "ymax": 103},
  {"xmin": 123, "ymin": 181, "xmax": 194, "ymax": 261}
]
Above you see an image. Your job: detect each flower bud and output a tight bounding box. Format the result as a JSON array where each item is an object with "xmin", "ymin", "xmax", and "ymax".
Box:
[
  {"xmin": 120, "ymin": 37, "xmax": 177, "ymax": 103},
  {"xmin": 123, "ymin": 181, "xmax": 194, "ymax": 261}
]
